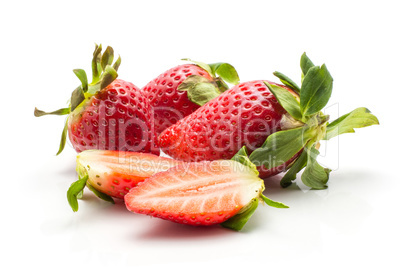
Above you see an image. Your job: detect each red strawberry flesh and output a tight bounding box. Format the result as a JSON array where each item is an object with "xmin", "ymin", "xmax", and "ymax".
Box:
[
  {"xmin": 76, "ymin": 150, "xmax": 180, "ymax": 199},
  {"xmin": 124, "ymin": 160, "xmax": 264, "ymax": 226}
]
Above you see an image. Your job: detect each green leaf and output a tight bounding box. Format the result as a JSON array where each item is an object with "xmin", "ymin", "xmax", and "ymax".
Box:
[
  {"xmin": 181, "ymin": 58, "xmax": 213, "ymax": 76},
  {"xmin": 260, "ymin": 194, "xmax": 289, "ymax": 208},
  {"xmin": 56, "ymin": 119, "xmax": 68, "ymax": 155},
  {"xmin": 34, "ymin": 107, "xmax": 70, "ymax": 117},
  {"xmin": 70, "ymin": 86, "xmax": 86, "ymax": 112},
  {"xmin": 300, "ymin": 64, "xmax": 333, "ymax": 117},
  {"xmin": 100, "ymin": 65, "xmax": 118, "ymax": 90},
  {"xmin": 87, "ymin": 82, "xmax": 101, "ymax": 95},
  {"xmin": 178, "ymin": 75, "xmax": 221, "ymax": 106},
  {"xmin": 214, "ymin": 78, "xmax": 229, "ymax": 93},
  {"xmin": 113, "ymin": 55, "xmax": 121, "ymax": 71},
  {"xmin": 249, "ymin": 126, "xmax": 313, "ymax": 169},
  {"xmin": 187, "ymin": 83, "xmax": 221, "ymax": 106},
  {"xmin": 231, "ymin": 147, "xmax": 259, "ymax": 176},
  {"xmin": 91, "ymin": 44, "xmax": 103, "ymax": 83},
  {"xmin": 67, "ymin": 175, "xmax": 88, "ymax": 212},
  {"xmin": 101, "ymin": 46, "xmax": 114, "ymax": 71},
  {"xmin": 181, "ymin": 59, "xmax": 239, "ymax": 92},
  {"xmin": 77, "ymin": 190, "xmax": 83, "ymax": 199},
  {"xmin": 280, "ymin": 149, "xmax": 308, "ymax": 188},
  {"xmin": 324, "ymin": 107, "xmax": 379, "ymax": 140},
  {"xmin": 209, "ymin": 62, "xmax": 240, "ymax": 85},
  {"xmin": 73, "ymin": 69, "xmax": 88, "ymax": 92},
  {"xmin": 231, "ymin": 146, "xmax": 248, "ymax": 161},
  {"xmin": 86, "ymin": 183, "xmax": 115, "ymax": 204},
  {"xmin": 177, "ymin": 75, "xmax": 211, "ymax": 90},
  {"xmin": 301, "ymin": 147, "xmax": 331, "ymax": 189},
  {"xmin": 221, "ymin": 198, "xmax": 259, "ymax": 231},
  {"xmin": 265, "ymin": 82, "xmax": 302, "ymax": 121},
  {"xmin": 273, "ymin": 71, "xmax": 301, "ymax": 94},
  {"xmin": 300, "ymin": 52, "xmax": 315, "ymax": 79}
]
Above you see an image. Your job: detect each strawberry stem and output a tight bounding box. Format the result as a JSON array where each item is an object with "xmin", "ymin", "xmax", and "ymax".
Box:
[{"xmin": 239, "ymin": 53, "xmax": 379, "ymax": 189}]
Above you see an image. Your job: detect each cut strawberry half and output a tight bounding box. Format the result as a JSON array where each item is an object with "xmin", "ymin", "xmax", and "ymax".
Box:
[
  {"xmin": 67, "ymin": 150, "xmax": 180, "ymax": 212},
  {"xmin": 124, "ymin": 158, "xmax": 288, "ymax": 231}
]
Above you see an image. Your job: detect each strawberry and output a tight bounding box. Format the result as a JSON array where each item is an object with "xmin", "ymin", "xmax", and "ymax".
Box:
[
  {"xmin": 142, "ymin": 60, "xmax": 240, "ymax": 135},
  {"xmin": 34, "ymin": 44, "xmax": 158, "ymax": 155},
  {"xmin": 124, "ymin": 158, "xmax": 288, "ymax": 231},
  {"xmin": 158, "ymin": 79, "xmax": 295, "ymax": 164},
  {"xmin": 159, "ymin": 53, "xmax": 379, "ymax": 189},
  {"xmin": 67, "ymin": 149, "xmax": 180, "ymax": 212}
]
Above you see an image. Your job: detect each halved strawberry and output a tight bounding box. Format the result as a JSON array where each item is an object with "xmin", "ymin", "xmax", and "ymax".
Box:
[
  {"xmin": 124, "ymin": 158, "xmax": 287, "ymax": 231},
  {"xmin": 67, "ymin": 150, "xmax": 180, "ymax": 212}
]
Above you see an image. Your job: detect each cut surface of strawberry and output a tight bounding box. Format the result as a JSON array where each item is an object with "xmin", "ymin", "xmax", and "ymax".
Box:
[
  {"xmin": 67, "ymin": 150, "xmax": 180, "ymax": 212},
  {"xmin": 124, "ymin": 159, "xmax": 288, "ymax": 230}
]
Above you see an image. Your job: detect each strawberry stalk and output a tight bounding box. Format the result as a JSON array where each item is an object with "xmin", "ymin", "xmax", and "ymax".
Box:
[
  {"xmin": 34, "ymin": 44, "xmax": 121, "ymax": 154},
  {"xmin": 241, "ymin": 53, "xmax": 379, "ymax": 189}
]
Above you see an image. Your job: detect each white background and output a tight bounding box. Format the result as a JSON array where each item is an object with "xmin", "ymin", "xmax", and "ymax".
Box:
[{"xmin": 1, "ymin": 0, "xmax": 401, "ymax": 273}]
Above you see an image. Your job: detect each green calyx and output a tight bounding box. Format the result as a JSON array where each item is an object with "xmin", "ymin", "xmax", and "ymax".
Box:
[
  {"xmin": 246, "ymin": 53, "xmax": 379, "ymax": 190},
  {"xmin": 34, "ymin": 44, "xmax": 121, "ymax": 155},
  {"xmin": 67, "ymin": 158, "xmax": 114, "ymax": 212},
  {"xmin": 221, "ymin": 153, "xmax": 288, "ymax": 231},
  {"xmin": 178, "ymin": 59, "xmax": 240, "ymax": 106}
]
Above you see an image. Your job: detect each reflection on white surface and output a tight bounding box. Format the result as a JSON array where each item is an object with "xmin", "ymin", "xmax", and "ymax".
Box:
[{"xmin": 32, "ymin": 163, "xmax": 377, "ymax": 270}]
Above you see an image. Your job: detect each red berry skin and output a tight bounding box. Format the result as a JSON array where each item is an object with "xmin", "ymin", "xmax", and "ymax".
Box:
[
  {"xmin": 68, "ymin": 79, "xmax": 159, "ymax": 155},
  {"xmin": 158, "ymin": 80, "xmax": 298, "ymax": 177},
  {"xmin": 142, "ymin": 64, "xmax": 213, "ymax": 135}
]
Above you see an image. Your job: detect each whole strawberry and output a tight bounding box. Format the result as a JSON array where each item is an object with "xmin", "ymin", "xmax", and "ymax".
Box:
[
  {"xmin": 67, "ymin": 150, "xmax": 180, "ymax": 212},
  {"xmin": 142, "ymin": 60, "xmax": 240, "ymax": 135},
  {"xmin": 158, "ymin": 79, "xmax": 294, "ymax": 163},
  {"xmin": 35, "ymin": 45, "xmax": 159, "ymax": 155},
  {"xmin": 159, "ymin": 53, "xmax": 379, "ymax": 189}
]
